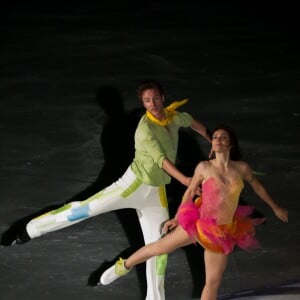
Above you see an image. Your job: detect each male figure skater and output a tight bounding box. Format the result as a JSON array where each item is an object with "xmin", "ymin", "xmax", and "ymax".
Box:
[{"xmin": 2, "ymin": 80, "xmax": 211, "ymax": 300}]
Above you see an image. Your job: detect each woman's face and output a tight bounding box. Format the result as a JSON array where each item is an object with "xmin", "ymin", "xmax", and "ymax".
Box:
[{"xmin": 211, "ymin": 129, "xmax": 231, "ymax": 153}]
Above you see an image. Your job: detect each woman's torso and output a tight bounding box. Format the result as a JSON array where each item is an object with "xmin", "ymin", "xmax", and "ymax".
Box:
[{"xmin": 200, "ymin": 161, "xmax": 245, "ymax": 224}]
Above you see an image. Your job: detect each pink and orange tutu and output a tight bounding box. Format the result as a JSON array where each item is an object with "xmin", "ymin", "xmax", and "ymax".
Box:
[{"xmin": 177, "ymin": 178, "xmax": 266, "ymax": 255}]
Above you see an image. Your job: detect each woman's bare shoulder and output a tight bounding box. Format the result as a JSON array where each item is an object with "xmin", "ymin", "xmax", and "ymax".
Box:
[
  {"xmin": 233, "ymin": 160, "xmax": 252, "ymax": 171},
  {"xmin": 195, "ymin": 160, "xmax": 211, "ymax": 171},
  {"xmin": 232, "ymin": 160, "xmax": 253, "ymax": 179}
]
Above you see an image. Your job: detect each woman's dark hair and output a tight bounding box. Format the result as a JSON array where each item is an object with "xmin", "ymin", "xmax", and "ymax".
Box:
[
  {"xmin": 210, "ymin": 124, "xmax": 242, "ymax": 161},
  {"xmin": 137, "ymin": 80, "xmax": 165, "ymax": 100}
]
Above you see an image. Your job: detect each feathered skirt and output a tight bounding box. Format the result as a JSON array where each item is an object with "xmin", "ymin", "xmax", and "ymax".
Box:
[{"xmin": 177, "ymin": 197, "xmax": 266, "ymax": 255}]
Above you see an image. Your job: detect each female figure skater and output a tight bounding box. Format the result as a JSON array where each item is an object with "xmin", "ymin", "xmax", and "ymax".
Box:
[{"xmin": 100, "ymin": 124, "xmax": 288, "ymax": 300}]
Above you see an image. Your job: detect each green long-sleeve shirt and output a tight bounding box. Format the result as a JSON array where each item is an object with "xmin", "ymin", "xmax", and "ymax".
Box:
[{"xmin": 131, "ymin": 112, "xmax": 193, "ymax": 186}]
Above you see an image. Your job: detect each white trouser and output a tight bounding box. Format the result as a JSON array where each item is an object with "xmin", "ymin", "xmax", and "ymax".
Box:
[{"xmin": 26, "ymin": 167, "xmax": 169, "ymax": 300}]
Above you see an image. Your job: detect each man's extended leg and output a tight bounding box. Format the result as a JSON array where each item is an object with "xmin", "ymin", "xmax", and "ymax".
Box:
[{"xmin": 13, "ymin": 167, "xmax": 142, "ymax": 241}]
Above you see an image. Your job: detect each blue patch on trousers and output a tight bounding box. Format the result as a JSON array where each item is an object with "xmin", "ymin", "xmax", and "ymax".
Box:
[{"xmin": 68, "ymin": 205, "xmax": 89, "ymax": 221}]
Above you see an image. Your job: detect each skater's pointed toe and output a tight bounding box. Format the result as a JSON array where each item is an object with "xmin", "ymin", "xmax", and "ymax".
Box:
[{"xmin": 100, "ymin": 258, "xmax": 131, "ymax": 285}]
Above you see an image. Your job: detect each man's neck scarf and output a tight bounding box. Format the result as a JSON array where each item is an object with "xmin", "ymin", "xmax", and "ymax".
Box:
[{"xmin": 146, "ymin": 98, "xmax": 188, "ymax": 126}]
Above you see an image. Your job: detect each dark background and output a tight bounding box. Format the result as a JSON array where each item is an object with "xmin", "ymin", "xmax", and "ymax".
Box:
[{"xmin": 1, "ymin": 1, "xmax": 299, "ymax": 299}]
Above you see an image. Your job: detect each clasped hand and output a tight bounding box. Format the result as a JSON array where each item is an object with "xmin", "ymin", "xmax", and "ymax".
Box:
[{"xmin": 161, "ymin": 218, "xmax": 178, "ymax": 237}]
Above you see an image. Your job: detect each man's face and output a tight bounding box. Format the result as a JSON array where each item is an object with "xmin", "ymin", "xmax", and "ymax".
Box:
[{"xmin": 141, "ymin": 88, "xmax": 165, "ymax": 119}]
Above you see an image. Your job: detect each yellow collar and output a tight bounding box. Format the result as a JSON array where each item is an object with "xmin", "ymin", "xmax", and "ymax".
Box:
[{"xmin": 146, "ymin": 98, "xmax": 188, "ymax": 126}]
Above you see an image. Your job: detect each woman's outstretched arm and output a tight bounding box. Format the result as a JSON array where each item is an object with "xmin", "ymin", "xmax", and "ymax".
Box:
[{"xmin": 242, "ymin": 162, "xmax": 288, "ymax": 223}]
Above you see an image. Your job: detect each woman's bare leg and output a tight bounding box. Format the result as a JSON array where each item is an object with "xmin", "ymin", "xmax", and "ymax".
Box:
[
  {"xmin": 125, "ymin": 225, "xmax": 192, "ymax": 269},
  {"xmin": 200, "ymin": 249, "xmax": 228, "ymax": 300}
]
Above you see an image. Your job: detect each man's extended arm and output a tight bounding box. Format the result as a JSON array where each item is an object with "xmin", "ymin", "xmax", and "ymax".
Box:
[{"xmin": 190, "ymin": 118, "xmax": 211, "ymax": 143}]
